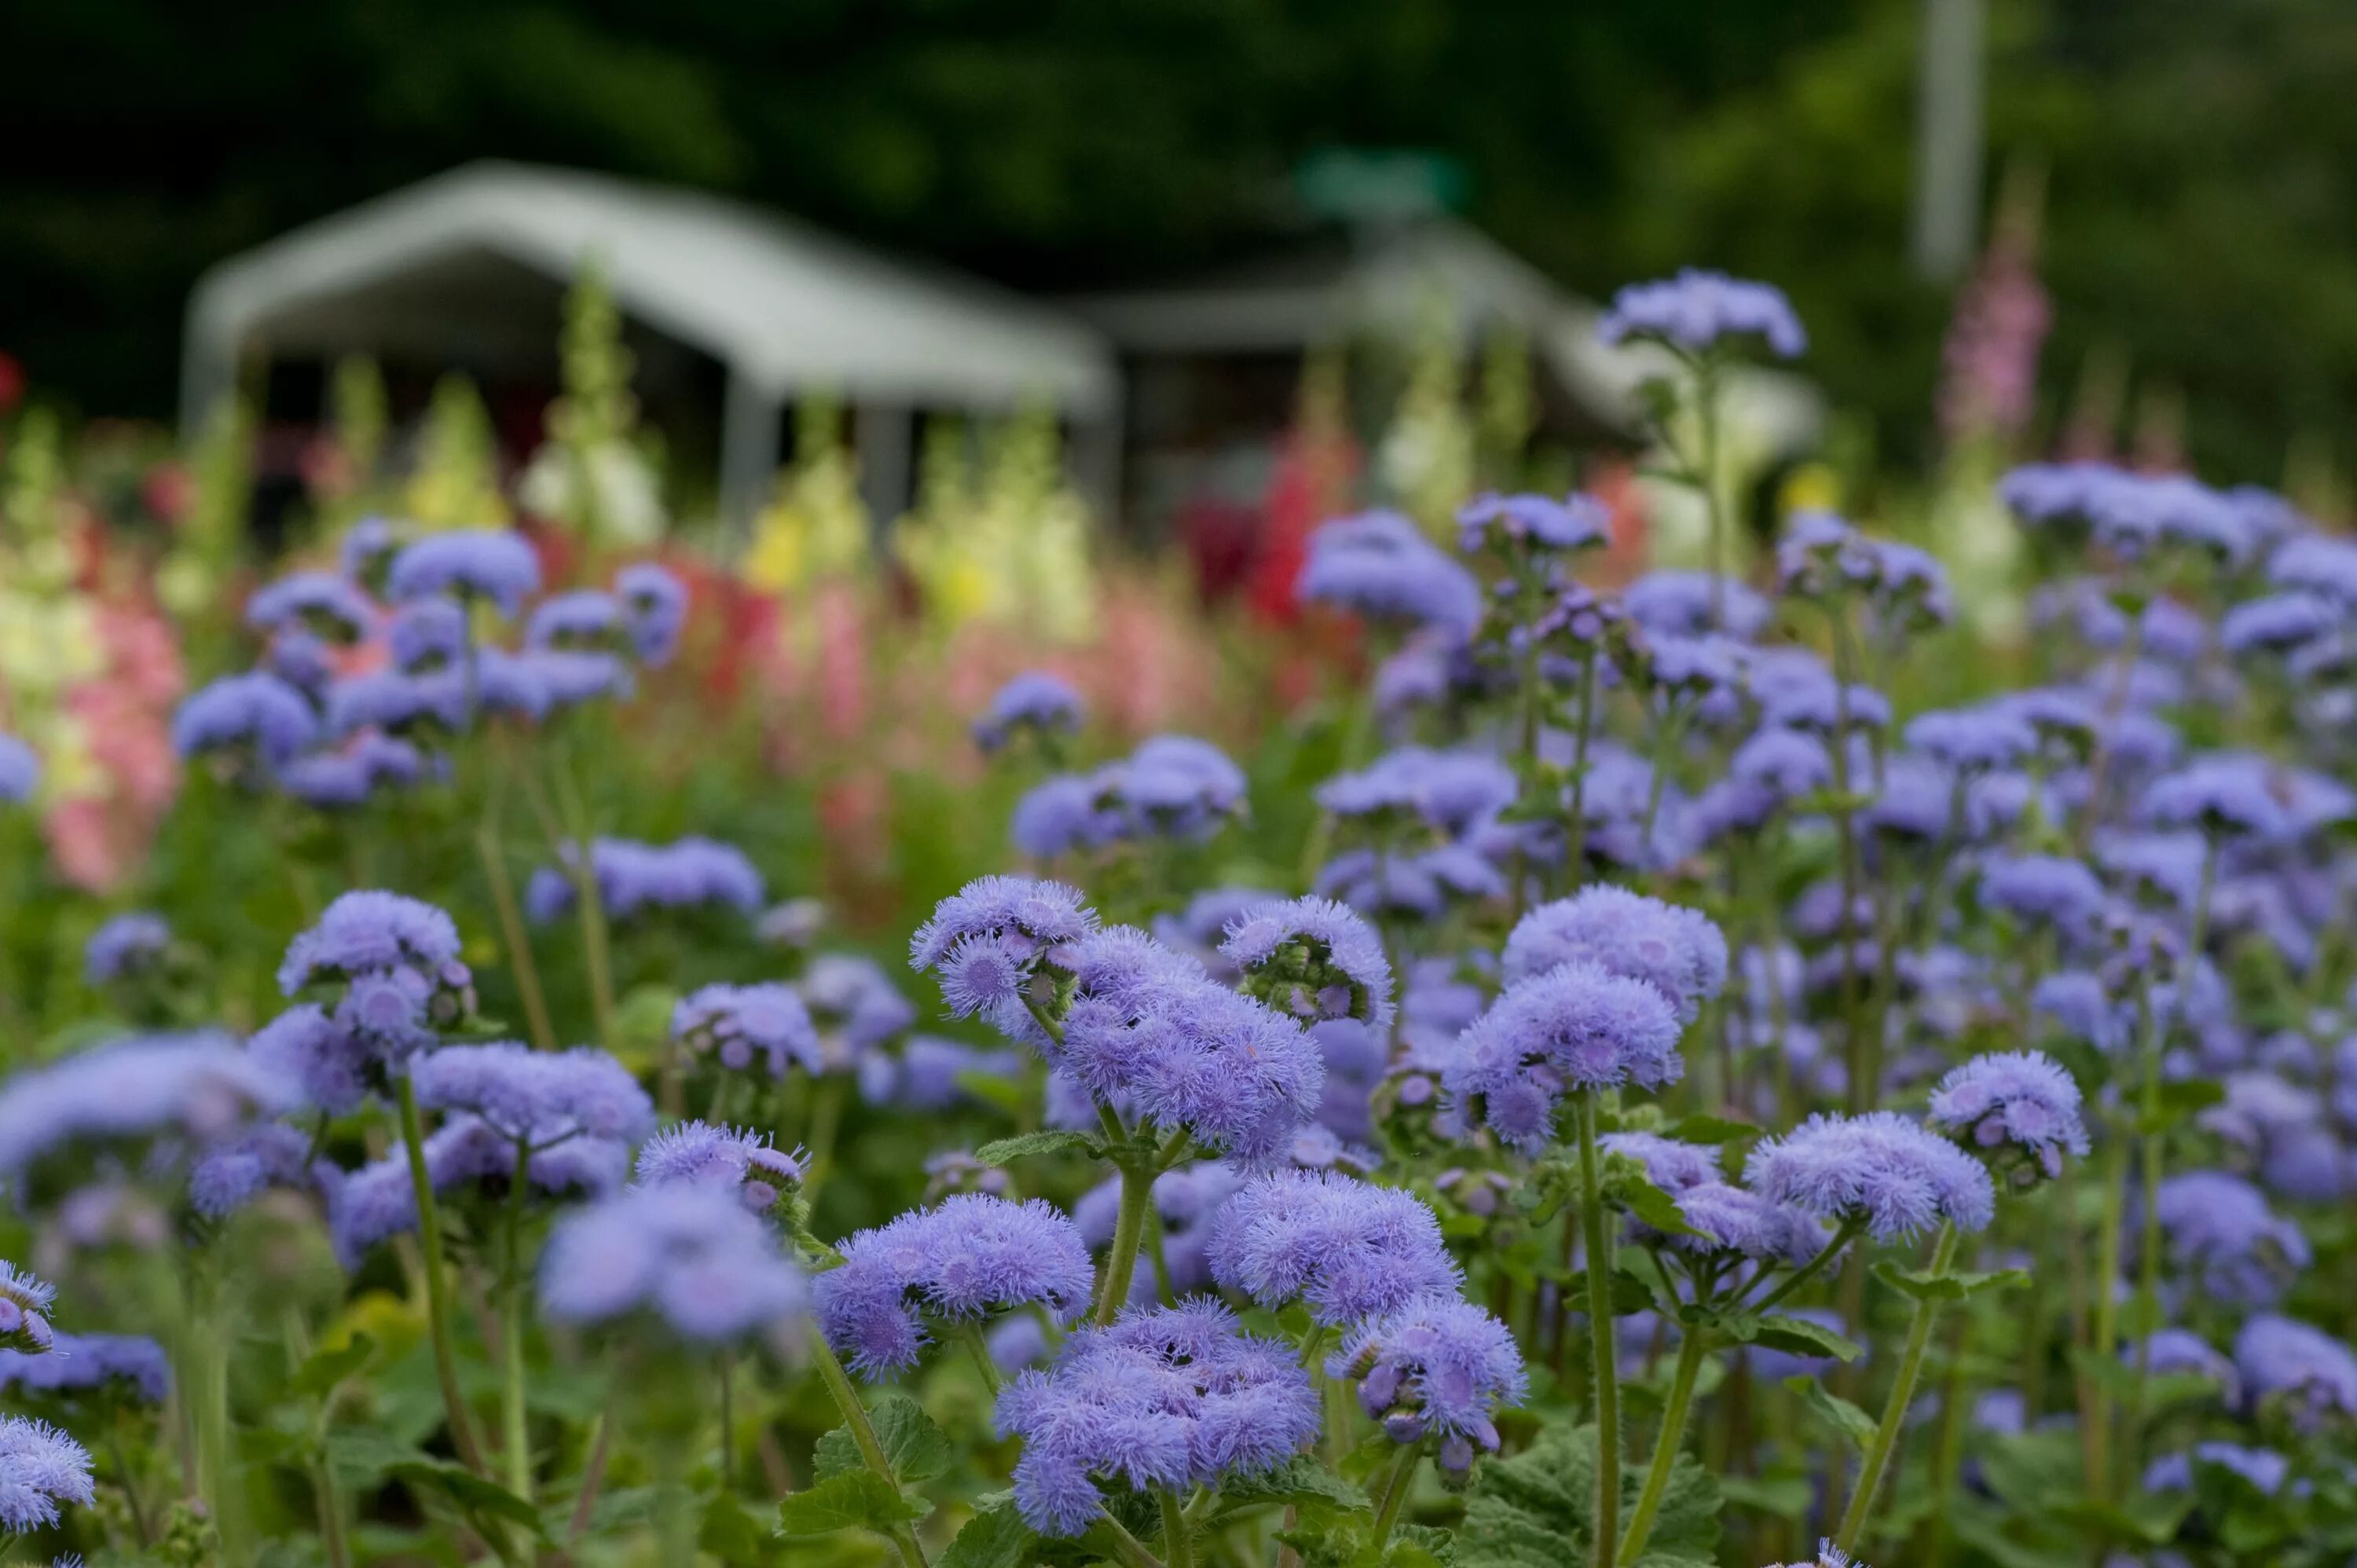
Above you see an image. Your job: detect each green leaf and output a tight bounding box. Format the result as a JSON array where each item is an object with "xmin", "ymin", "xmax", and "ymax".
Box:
[
  {"xmin": 813, "ymin": 1396, "xmax": 954, "ymax": 1484},
  {"xmin": 1872, "ymin": 1262, "xmax": 2029, "ymax": 1302},
  {"xmin": 1715, "ymin": 1475, "xmax": 1812, "ymax": 1519},
  {"xmin": 953, "ymin": 1071, "xmax": 1031, "ymax": 1119},
  {"xmin": 2137, "ymin": 1078, "xmax": 2226, "ymax": 1134},
  {"xmin": 974, "ymin": 1130, "xmax": 1102, "ymax": 1165},
  {"xmin": 1457, "ymin": 1416, "xmax": 1720, "ymax": 1568},
  {"xmin": 940, "ymin": 1498, "xmax": 1039, "ymax": 1568},
  {"xmin": 1612, "ymin": 1172, "xmax": 1705, "ymax": 1238},
  {"xmin": 1661, "ymin": 1114, "xmax": 1755, "ymax": 1145},
  {"xmin": 1782, "ymin": 1376, "xmax": 1877, "ymax": 1451},
  {"xmin": 389, "ymin": 1460, "xmax": 545, "ymax": 1535},
  {"xmin": 1749, "ymin": 1313, "xmax": 1863, "ymax": 1364},
  {"xmin": 777, "ymin": 1471, "xmax": 929, "ymax": 1537},
  {"xmin": 1216, "ymin": 1454, "xmax": 1373, "ymax": 1514},
  {"xmin": 700, "ymin": 1492, "xmax": 777, "ymax": 1565},
  {"xmin": 322, "ymin": 1427, "xmax": 431, "ymax": 1489},
  {"xmin": 287, "ymin": 1333, "xmax": 376, "ymax": 1399},
  {"xmin": 1559, "ymin": 1266, "xmax": 1659, "ymax": 1318}
]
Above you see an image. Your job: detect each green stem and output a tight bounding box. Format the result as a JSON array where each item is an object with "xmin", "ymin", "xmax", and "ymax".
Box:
[
  {"xmin": 956, "ymin": 1322, "xmax": 1003, "ymax": 1395},
  {"xmin": 476, "ymin": 777, "xmax": 556, "ymax": 1053},
  {"xmin": 1750, "ymin": 1218, "xmax": 1864, "ymax": 1312},
  {"xmin": 1835, "ymin": 1223, "xmax": 1961, "ymax": 1550},
  {"xmin": 1696, "ymin": 356, "xmax": 1727, "ymax": 624},
  {"xmin": 1509, "ymin": 555, "xmax": 1546, "ymax": 928},
  {"xmin": 1095, "ymin": 1162, "xmax": 1157, "ymax": 1325},
  {"xmin": 502, "ymin": 1142, "xmax": 535, "ymax": 1508},
  {"xmin": 801, "ymin": 1072, "xmax": 851, "ymax": 1199},
  {"xmin": 2086, "ymin": 1128, "xmax": 2131, "ymax": 1498},
  {"xmin": 1618, "ymin": 1328, "xmax": 1709, "ymax": 1566},
  {"xmin": 1159, "ymin": 1486, "xmax": 1193, "ymax": 1568},
  {"xmin": 1562, "ymin": 649, "xmax": 1600, "ymax": 892},
  {"xmin": 1371, "ymin": 1440, "xmax": 1426, "ymax": 1551},
  {"xmin": 1575, "ymin": 1092, "xmax": 1620, "ymax": 1568},
  {"xmin": 717, "ymin": 1354, "xmax": 736, "ymax": 1496},
  {"xmin": 548, "ymin": 752, "xmax": 621, "ymax": 1056},
  {"xmin": 807, "ymin": 1324, "xmax": 932, "ymax": 1568},
  {"xmin": 1826, "ymin": 611, "xmax": 1869, "ymax": 1112},
  {"xmin": 395, "ymin": 1075, "xmax": 488, "ymax": 1476},
  {"xmin": 1098, "ymin": 1508, "xmax": 1170, "ymax": 1568}
]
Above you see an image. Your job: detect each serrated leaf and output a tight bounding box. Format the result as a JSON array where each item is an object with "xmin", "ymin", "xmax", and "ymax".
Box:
[
  {"xmin": 322, "ymin": 1427, "xmax": 431, "ymax": 1489},
  {"xmin": 975, "ymin": 1130, "xmax": 1102, "ymax": 1165},
  {"xmin": 813, "ymin": 1396, "xmax": 953, "ymax": 1484},
  {"xmin": 700, "ymin": 1492, "xmax": 775, "ymax": 1565},
  {"xmin": 288, "ymin": 1333, "xmax": 376, "ymax": 1399},
  {"xmin": 940, "ymin": 1499, "xmax": 1038, "ymax": 1568},
  {"xmin": 1750, "ymin": 1313, "xmax": 1863, "ymax": 1364},
  {"xmin": 1217, "ymin": 1454, "xmax": 1373, "ymax": 1514},
  {"xmin": 1457, "ymin": 1417, "xmax": 1720, "ymax": 1568},
  {"xmin": 778, "ymin": 1471, "xmax": 929, "ymax": 1537},
  {"xmin": 1783, "ymin": 1376, "xmax": 1877, "ymax": 1450},
  {"xmin": 1873, "ymin": 1262, "xmax": 2030, "ymax": 1303}
]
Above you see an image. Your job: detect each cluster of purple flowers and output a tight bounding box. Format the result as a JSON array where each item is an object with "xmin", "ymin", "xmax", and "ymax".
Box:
[
  {"xmin": 538, "ymin": 1182, "xmax": 808, "ymax": 1344},
  {"xmin": 973, "ymin": 670, "xmax": 1086, "ymax": 753},
  {"xmin": 1204, "ymin": 1168, "xmax": 1459, "ymax": 1325},
  {"xmin": 277, "ymin": 891, "xmax": 475, "ymax": 1065},
  {"xmin": 526, "ymin": 835, "xmax": 765, "ymax": 923},
  {"xmin": 671, "ymin": 984, "xmax": 825, "ymax": 1079},
  {"xmin": 1296, "ymin": 509, "xmax": 1484, "ymax": 642},
  {"xmin": 1011, "ymin": 734, "xmax": 1248, "ymax": 858},
  {"xmin": 818, "ymin": 1195, "xmax": 1094, "ymax": 1376}
]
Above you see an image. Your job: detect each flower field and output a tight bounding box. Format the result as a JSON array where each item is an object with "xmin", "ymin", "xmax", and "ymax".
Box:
[{"xmin": 5, "ymin": 268, "xmax": 2357, "ymax": 1568}]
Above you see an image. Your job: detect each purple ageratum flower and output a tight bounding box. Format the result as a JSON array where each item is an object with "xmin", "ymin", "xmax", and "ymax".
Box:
[
  {"xmin": 0, "ymin": 1332, "xmax": 170, "ymax": 1405},
  {"xmin": 1112, "ymin": 735, "xmax": 1248, "ymax": 840},
  {"xmin": 0, "ymin": 1414, "xmax": 96, "ymax": 1532},
  {"xmin": 1331, "ymin": 1296, "xmax": 1528, "ymax": 1474},
  {"xmin": 798, "ymin": 955, "xmax": 918, "ymax": 1050},
  {"xmin": 1978, "ymin": 853, "xmax": 2108, "ymax": 934},
  {"xmin": 614, "ymin": 562, "xmax": 688, "ymax": 665},
  {"xmin": 247, "ymin": 1006, "xmax": 373, "ymax": 1114},
  {"xmin": 1220, "ymin": 896, "xmax": 1396, "ymax": 1035},
  {"xmin": 1206, "ymin": 1169, "xmax": 1458, "ymax": 1326},
  {"xmin": 1596, "ymin": 269, "xmax": 1806, "ymax": 357},
  {"xmin": 1755, "ymin": 671, "xmax": 1893, "ymax": 735},
  {"xmin": 1058, "ymin": 933, "xmax": 1325, "ymax": 1167},
  {"xmin": 2221, "ymin": 592, "xmax": 2339, "ymax": 657},
  {"xmin": 1010, "ymin": 773, "xmax": 1123, "ymax": 859},
  {"xmin": 1621, "ymin": 570, "xmax": 1774, "ymax": 641},
  {"xmin": 818, "ymin": 1195, "xmax": 1094, "ymax": 1376},
  {"xmin": 512, "ymin": 648, "xmax": 634, "ymax": 709},
  {"xmin": 1457, "ymin": 491, "xmax": 1611, "ymax": 555},
  {"xmin": 2141, "ymin": 751, "xmax": 2355, "ymax": 841},
  {"xmin": 278, "ymin": 891, "xmax": 473, "ymax": 1062},
  {"xmin": 341, "ymin": 515, "xmax": 398, "ymax": 586},
  {"xmin": 1600, "ymin": 1131, "xmax": 1721, "ymax": 1194},
  {"xmin": 0, "ymin": 734, "xmax": 35, "ymax": 804},
  {"xmin": 388, "ymin": 599, "xmax": 467, "ymax": 672},
  {"xmin": 324, "ymin": 1116, "xmax": 625, "ymax": 1267},
  {"xmin": 526, "ymin": 837, "xmax": 766, "ymax": 923},
  {"xmin": 0, "ymin": 1263, "xmax": 56, "ymax": 1354},
  {"xmin": 0, "ymin": 1032, "xmax": 286, "ymax": 1185},
  {"xmin": 539, "ymin": 1182, "xmax": 808, "ymax": 1345},
  {"xmin": 634, "ymin": 1121, "xmax": 808, "ymax": 1211},
  {"xmin": 187, "ymin": 1123, "xmax": 317, "ymax": 1218},
  {"xmin": 246, "ymin": 570, "xmax": 376, "ymax": 643},
  {"xmin": 278, "ymin": 732, "xmax": 434, "ymax": 810},
  {"xmin": 1666, "ymin": 1182, "xmax": 1828, "ymax": 1267},
  {"xmin": 2143, "ymin": 1442, "xmax": 2289, "ymax": 1497},
  {"xmin": 1315, "ymin": 747, "xmax": 1516, "ymax": 837},
  {"xmin": 2031, "ymin": 972, "xmax": 2135, "ymax": 1054},
  {"xmin": 1502, "ymin": 885, "xmax": 1728, "ymax": 1022},
  {"xmin": 974, "ymin": 671, "xmax": 1087, "ymax": 753},
  {"xmin": 672, "ymin": 984, "xmax": 825, "ymax": 1079},
  {"xmin": 2132, "ymin": 1328, "xmax": 2238, "ymax": 1402},
  {"xmin": 1296, "ymin": 510, "xmax": 1484, "ymax": 641},
  {"xmin": 1730, "ymin": 727, "xmax": 1833, "ymax": 800},
  {"xmin": 172, "ymin": 672, "xmax": 320, "ymax": 770},
  {"xmin": 2234, "ymin": 1313, "xmax": 2357, "ymax": 1431},
  {"xmin": 385, "ymin": 529, "xmax": 542, "ymax": 615},
  {"xmin": 2147, "ymin": 1171, "xmax": 2311, "ymax": 1307},
  {"xmin": 1906, "ymin": 705, "xmax": 2040, "ymax": 773},
  {"xmin": 911, "ymin": 876, "xmax": 1099, "ymax": 973},
  {"xmin": 1446, "ymin": 960, "xmax": 1684, "ymax": 1152},
  {"xmin": 996, "ymin": 1297, "xmax": 1318, "ymax": 1535},
  {"xmin": 1745, "ymin": 1111, "xmax": 1997, "ymax": 1242},
  {"xmin": 83, "ymin": 913, "xmax": 170, "ymax": 986},
  {"xmin": 1926, "ymin": 1051, "xmax": 2090, "ymax": 1184},
  {"xmin": 526, "ymin": 590, "xmax": 620, "ymax": 650},
  {"xmin": 410, "ymin": 1044, "xmax": 654, "ymax": 1145},
  {"xmin": 2269, "ymin": 533, "xmax": 2357, "ymax": 604}
]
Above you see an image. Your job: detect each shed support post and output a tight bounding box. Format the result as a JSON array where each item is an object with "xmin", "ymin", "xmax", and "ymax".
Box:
[
  {"xmin": 720, "ymin": 367, "xmax": 783, "ymax": 545},
  {"xmin": 855, "ymin": 403, "xmax": 914, "ymax": 549}
]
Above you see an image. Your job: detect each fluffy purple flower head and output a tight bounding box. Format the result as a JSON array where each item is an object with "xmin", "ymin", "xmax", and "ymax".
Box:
[
  {"xmin": 2221, "ymin": 592, "xmax": 2339, "ymax": 657},
  {"xmin": 1978, "ymin": 853, "xmax": 2108, "ymax": 935},
  {"xmin": 0, "ymin": 1414, "xmax": 95, "ymax": 1533},
  {"xmin": 1729, "ymin": 727, "xmax": 1833, "ymax": 802},
  {"xmin": 2132, "ymin": 1328, "xmax": 2238, "ymax": 1402},
  {"xmin": 388, "ymin": 599, "xmax": 467, "ymax": 672},
  {"xmin": 326, "ymin": 1116, "xmax": 627, "ymax": 1266},
  {"xmin": 818, "ymin": 1195, "xmax": 1094, "ymax": 1376},
  {"xmin": 1754, "ymin": 670, "xmax": 1893, "ymax": 735},
  {"xmin": 539, "ymin": 1182, "xmax": 808, "ymax": 1345},
  {"xmin": 0, "ymin": 1263, "xmax": 56, "ymax": 1354},
  {"xmin": 0, "ymin": 1332, "xmax": 170, "ymax": 1405},
  {"xmin": 1457, "ymin": 491, "xmax": 1611, "ymax": 555},
  {"xmin": 527, "ymin": 837, "xmax": 765, "ymax": 923},
  {"xmin": 910, "ymin": 875, "xmax": 1098, "ymax": 972},
  {"xmin": 1600, "ymin": 1131, "xmax": 1721, "ymax": 1194},
  {"xmin": 0, "ymin": 1032, "xmax": 286, "ymax": 1187},
  {"xmin": 278, "ymin": 892, "xmax": 473, "ymax": 1062},
  {"xmin": 614, "ymin": 562, "xmax": 688, "ymax": 665},
  {"xmin": 2269, "ymin": 533, "xmax": 2357, "ymax": 603},
  {"xmin": 634, "ymin": 1122, "xmax": 808, "ymax": 1211},
  {"xmin": 512, "ymin": 648, "xmax": 634, "ymax": 709},
  {"xmin": 1219, "ymin": 896, "xmax": 1396, "ymax": 1035},
  {"xmin": 974, "ymin": 671, "xmax": 1087, "ymax": 753},
  {"xmin": 1905, "ymin": 705, "xmax": 2040, "ymax": 773},
  {"xmin": 1315, "ymin": 747, "xmax": 1516, "ymax": 837},
  {"xmin": 797, "ymin": 955, "xmax": 918, "ymax": 1050},
  {"xmin": 1765, "ymin": 1546, "xmax": 1864, "ymax": 1568},
  {"xmin": 1670, "ymin": 1182, "xmax": 1830, "ymax": 1266},
  {"xmin": 83, "ymin": 913, "xmax": 170, "ymax": 987},
  {"xmin": 0, "ymin": 735, "xmax": 35, "ymax": 804},
  {"xmin": 340, "ymin": 515, "xmax": 398, "ymax": 585},
  {"xmin": 247, "ymin": 1005, "xmax": 373, "ymax": 1114},
  {"xmin": 172, "ymin": 672, "xmax": 320, "ymax": 770},
  {"xmin": 1206, "ymin": 1169, "xmax": 1458, "ymax": 1326},
  {"xmin": 187, "ymin": 1123, "xmax": 317, "ymax": 1219},
  {"xmin": 1596, "ymin": 269, "xmax": 1806, "ymax": 357},
  {"xmin": 247, "ymin": 570, "xmax": 377, "ymax": 643},
  {"xmin": 525, "ymin": 589, "xmax": 620, "ymax": 651},
  {"xmin": 1926, "ymin": 1051, "xmax": 2090, "ymax": 1184},
  {"xmin": 1503, "ymin": 885, "xmax": 1727, "ymax": 1021},
  {"xmin": 1622, "ymin": 570, "xmax": 1774, "ymax": 640},
  {"xmin": 2234, "ymin": 1313, "xmax": 2357, "ymax": 1431},
  {"xmin": 1106, "ymin": 735, "xmax": 1248, "ymax": 841},
  {"xmin": 385, "ymin": 529, "xmax": 542, "ymax": 615},
  {"xmin": 996, "ymin": 1298, "xmax": 1318, "ymax": 1535},
  {"xmin": 2143, "ymin": 1442, "xmax": 2289, "ymax": 1497},
  {"xmin": 2031, "ymin": 972, "xmax": 2134, "ymax": 1054},
  {"xmin": 2141, "ymin": 751, "xmax": 2355, "ymax": 841},
  {"xmin": 2148, "ymin": 1171, "xmax": 2311, "ymax": 1307},
  {"xmin": 1010, "ymin": 773, "xmax": 1123, "ymax": 859},
  {"xmin": 1332, "ymin": 1297, "xmax": 1528, "ymax": 1474},
  {"xmin": 278, "ymin": 732, "xmax": 434, "ymax": 810},
  {"xmin": 671, "ymin": 984, "xmax": 825, "ymax": 1079},
  {"xmin": 1296, "ymin": 510, "xmax": 1484, "ymax": 640},
  {"xmin": 1745, "ymin": 1111, "xmax": 1997, "ymax": 1242},
  {"xmin": 1446, "ymin": 961, "xmax": 1684, "ymax": 1151},
  {"xmin": 410, "ymin": 1044, "xmax": 654, "ymax": 1145}
]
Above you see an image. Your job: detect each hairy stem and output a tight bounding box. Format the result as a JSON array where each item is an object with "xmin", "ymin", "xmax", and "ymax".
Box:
[
  {"xmin": 807, "ymin": 1324, "xmax": 932, "ymax": 1568},
  {"xmin": 1371, "ymin": 1439, "xmax": 1426, "ymax": 1552},
  {"xmin": 1835, "ymin": 1223, "xmax": 1961, "ymax": 1548},
  {"xmin": 394, "ymin": 1075, "xmax": 486, "ymax": 1476},
  {"xmin": 1575, "ymin": 1091, "xmax": 1621, "ymax": 1568},
  {"xmin": 1094, "ymin": 1162, "xmax": 1157, "ymax": 1325},
  {"xmin": 1619, "ymin": 1328, "xmax": 1708, "ymax": 1566}
]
